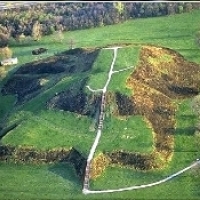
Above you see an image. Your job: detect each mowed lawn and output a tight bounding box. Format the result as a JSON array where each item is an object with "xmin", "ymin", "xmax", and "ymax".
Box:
[{"xmin": 0, "ymin": 8, "xmax": 200, "ymax": 200}]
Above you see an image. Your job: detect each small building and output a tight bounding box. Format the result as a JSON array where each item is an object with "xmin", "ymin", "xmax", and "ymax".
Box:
[{"xmin": 0, "ymin": 57, "xmax": 18, "ymax": 66}]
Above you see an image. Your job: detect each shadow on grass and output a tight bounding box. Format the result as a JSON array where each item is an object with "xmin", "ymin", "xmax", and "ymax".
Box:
[
  {"xmin": 10, "ymin": 39, "xmax": 48, "ymax": 48},
  {"xmin": 178, "ymin": 114, "xmax": 196, "ymax": 121},
  {"xmin": 143, "ymin": 33, "xmax": 191, "ymax": 41},
  {"xmin": 48, "ymin": 162, "xmax": 81, "ymax": 189},
  {"xmin": 175, "ymin": 126, "xmax": 196, "ymax": 136}
]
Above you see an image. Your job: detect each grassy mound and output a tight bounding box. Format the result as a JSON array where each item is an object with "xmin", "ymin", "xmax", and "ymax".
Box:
[
  {"xmin": 0, "ymin": 9, "xmax": 200, "ymax": 199},
  {"xmin": 91, "ymin": 45, "xmax": 200, "ymax": 179},
  {"xmin": 1, "ymin": 45, "xmax": 200, "ymax": 178}
]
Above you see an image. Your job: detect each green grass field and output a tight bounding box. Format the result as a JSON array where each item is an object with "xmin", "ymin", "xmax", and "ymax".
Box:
[
  {"xmin": 96, "ymin": 115, "xmax": 154, "ymax": 153},
  {"xmin": 7, "ymin": 9, "xmax": 200, "ymax": 67},
  {"xmin": 0, "ymin": 161, "xmax": 199, "ymax": 200},
  {"xmin": 0, "ymin": 8, "xmax": 200, "ymax": 200}
]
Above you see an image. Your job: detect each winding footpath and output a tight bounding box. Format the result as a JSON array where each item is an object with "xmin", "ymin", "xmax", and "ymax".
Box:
[
  {"xmin": 83, "ymin": 47, "xmax": 121, "ymax": 193},
  {"xmin": 83, "ymin": 159, "xmax": 200, "ymax": 194},
  {"xmin": 82, "ymin": 47, "xmax": 200, "ymax": 195}
]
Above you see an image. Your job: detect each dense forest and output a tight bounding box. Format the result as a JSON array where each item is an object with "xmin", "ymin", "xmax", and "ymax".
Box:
[{"xmin": 0, "ymin": 2, "xmax": 200, "ymax": 43}]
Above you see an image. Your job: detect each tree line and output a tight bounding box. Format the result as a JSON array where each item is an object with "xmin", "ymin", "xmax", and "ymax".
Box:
[{"xmin": 0, "ymin": 2, "xmax": 199, "ymax": 41}]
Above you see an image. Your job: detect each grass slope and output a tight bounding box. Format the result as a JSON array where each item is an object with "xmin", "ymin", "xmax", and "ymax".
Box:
[
  {"xmin": 0, "ymin": 8, "xmax": 200, "ymax": 200},
  {"xmin": 1, "ymin": 46, "xmax": 145, "ymax": 155},
  {"xmin": 6, "ymin": 9, "xmax": 200, "ymax": 69},
  {"xmin": 0, "ymin": 162, "xmax": 199, "ymax": 200}
]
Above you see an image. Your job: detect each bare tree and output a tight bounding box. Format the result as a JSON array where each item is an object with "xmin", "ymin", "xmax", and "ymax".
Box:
[
  {"xmin": 0, "ymin": 25, "xmax": 10, "ymax": 48},
  {"xmin": 0, "ymin": 47, "xmax": 12, "ymax": 60},
  {"xmin": 68, "ymin": 38, "xmax": 75, "ymax": 49},
  {"xmin": 32, "ymin": 21, "xmax": 41, "ymax": 41},
  {"xmin": 0, "ymin": 25, "xmax": 12, "ymax": 60},
  {"xmin": 113, "ymin": 2, "xmax": 124, "ymax": 15},
  {"xmin": 53, "ymin": 30, "xmax": 64, "ymax": 43}
]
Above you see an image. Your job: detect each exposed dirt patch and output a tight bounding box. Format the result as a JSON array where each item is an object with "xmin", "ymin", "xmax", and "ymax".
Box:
[
  {"xmin": 47, "ymin": 78, "xmax": 88, "ymax": 114},
  {"xmin": 1, "ymin": 48, "xmax": 100, "ymax": 102},
  {"xmin": 16, "ymin": 61, "xmax": 66, "ymax": 74},
  {"xmin": 0, "ymin": 145, "xmax": 86, "ymax": 180},
  {"xmin": 88, "ymin": 46, "xmax": 200, "ymax": 176},
  {"xmin": 47, "ymin": 78, "xmax": 102, "ymax": 117},
  {"xmin": 0, "ymin": 145, "xmax": 71, "ymax": 163},
  {"xmin": 106, "ymin": 151, "xmax": 161, "ymax": 170},
  {"xmin": 131, "ymin": 46, "xmax": 200, "ymax": 99},
  {"xmin": 115, "ymin": 91, "xmax": 137, "ymax": 116},
  {"xmin": 1, "ymin": 75, "xmax": 41, "ymax": 101},
  {"xmin": 107, "ymin": 45, "xmax": 200, "ymax": 169},
  {"xmin": 90, "ymin": 153, "xmax": 111, "ymax": 179},
  {"xmin": 16, "ymin": 48, "xmax": 100, "ymax": 75}
]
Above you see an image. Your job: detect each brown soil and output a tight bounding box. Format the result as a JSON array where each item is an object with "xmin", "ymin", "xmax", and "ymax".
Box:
[
  {"xmin": 106, "ymin": 151, "xmax": 160, "ymax": 170},
  {"xmin": 115, "ymin": 91, "xmax": 137, "ymax": 115},
  {"xmin": 0, "ymin": 145, "xmax": 86, "ymax": 180},
  {"xmin": 47, "ymin": 78, "xmax": 102, "ymax": 117},
  {"xmin": 1, "ymin": 75, "xmax": 41, "ymax": 101},
  {"xmin": 130, "ymin": 46, "xmax": 200, "ymax": 99},
  {"xmin": 90, "ymin": 45, "xmax": 200, "ymax": 179},
  {"xmin": 90, "ymin": 153, "xmax": 110, "ymax": 179},
  {"xmin": 104, "ymin": 45, "xmax": 200, "ymax": 173},
  {"xmin": 128, "ymin": 45, "xmax": 200, "ymax": 159},
  {"xmin": 16, "ymin": 48, "xmax": 100, "ymax": 75}
]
